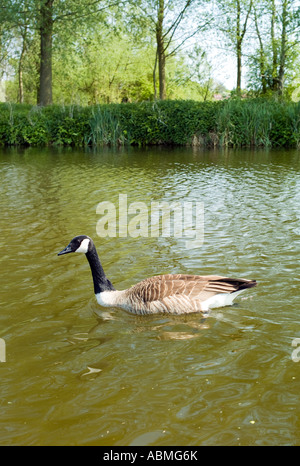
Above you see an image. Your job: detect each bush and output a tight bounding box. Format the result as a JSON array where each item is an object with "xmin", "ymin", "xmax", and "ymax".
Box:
[{"xmin": 0, "ymin": 99, "xmax": 298, "ymax": 148}]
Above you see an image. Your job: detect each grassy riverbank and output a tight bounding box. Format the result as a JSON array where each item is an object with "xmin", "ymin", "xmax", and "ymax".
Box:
[{"xmin": 0, "ymin": 99, "xmax": 299, "ymax": 148}]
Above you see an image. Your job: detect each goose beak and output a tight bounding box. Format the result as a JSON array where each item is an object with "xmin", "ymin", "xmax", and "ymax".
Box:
[{"xmin": 58, "ymin": 244, "xmax": 73, "ymax": 256}]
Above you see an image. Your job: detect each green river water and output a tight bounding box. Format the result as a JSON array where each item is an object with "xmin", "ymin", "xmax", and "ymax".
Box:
[{"xmin": 0, "ymin": 146, "xmax": 299, "ymax": 445}]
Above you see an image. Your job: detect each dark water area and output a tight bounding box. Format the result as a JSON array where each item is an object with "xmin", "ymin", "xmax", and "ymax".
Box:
[{"xmin": 0, "ymin": 146, "xmax": 299, "ymax": 445}]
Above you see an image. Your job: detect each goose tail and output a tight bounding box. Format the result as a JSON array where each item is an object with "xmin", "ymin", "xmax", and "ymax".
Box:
[
  {"xmin": 234, "ymin": 279, "xmax": 257, "ymax": 291},
  {"xmin": 213, "ymin": 277, "xmax": 257, "ymax": 292}
]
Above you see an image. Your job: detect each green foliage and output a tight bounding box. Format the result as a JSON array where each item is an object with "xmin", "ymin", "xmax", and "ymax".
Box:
[
  {"xmin": 0, "ymin": 99, "xmax": 299, "ymax": 148},
  {"xmin": 217, "ymin": 98, "xmax": 300, "ymax": 148},
  {"xmin": 45, "ymin": 106, "xmax": 91, "ymax": 146}
]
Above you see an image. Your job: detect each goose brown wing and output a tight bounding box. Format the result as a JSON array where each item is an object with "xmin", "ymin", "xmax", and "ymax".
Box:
[{"xmin": 127, "ymin": 274, "xmax": 256, "ymax": 303}]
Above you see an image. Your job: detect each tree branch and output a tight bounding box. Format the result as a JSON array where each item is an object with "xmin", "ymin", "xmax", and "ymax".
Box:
[
  {"xmin": 162, "ymin": 0, "xmax": 193, "ymax": 40},
  {"xmin": 165, "ymin": 20, "xmax": 211, "ymax": 58},
  {"xmin": 54, "ymin": 0, "xmax": 123, "ymax": 22},
  {"xmin": 240, "ymin": 0, "xmax": 253, "ymax": 41}
]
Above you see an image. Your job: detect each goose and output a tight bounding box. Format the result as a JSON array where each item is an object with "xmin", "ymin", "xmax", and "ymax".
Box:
[{"xmin": 58, "ymin": 235, "xmax": 257, "ymax": 316}]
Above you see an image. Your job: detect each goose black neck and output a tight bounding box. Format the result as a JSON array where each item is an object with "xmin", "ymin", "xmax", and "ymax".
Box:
[{"xmin": 85, "ymin": 246, "xmax": 115, "ymax": 294}]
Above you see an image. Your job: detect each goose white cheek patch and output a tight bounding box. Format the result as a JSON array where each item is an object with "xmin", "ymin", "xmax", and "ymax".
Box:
[{"xmin": 75, "ymin": 238, "xmax": 90, "ymax": 253}]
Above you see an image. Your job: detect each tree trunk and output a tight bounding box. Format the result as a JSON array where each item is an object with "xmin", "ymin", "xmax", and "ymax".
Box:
[
  {"xmin": 254, "ymin": 10, "xmax": 267, "ymax": 94},
  {"xmin": 236, "ymin": 0, "xmax": 241, "ymax": 95},
  {"xmin": 157, "ymin": 40, "xmax": 166, "ymax": 100},
  {"xmin": 236, "ymin": 40, "xmax": 242, "ymax": 95},
  {"xmin": 153, "ymin": 49, "xmax": 158, "ymax": 100},
  {"xmin": 18, "ymin": 29, "xmax": 27, "ymax": 104},
  {"xmin": 156, "ymin": 0, "xmax": 166, "ymax": 100},
  {"xmin": 19, "ymin": 66, "xmax": 24, "ymax": 104},
  {"xmin": 278, "ymin": 0, "xmax": 288, "ymax": 95},
  {"xmin": 270, "ymin": 0, "xmax": 278, "ymax": 90},
  {"xmin": 39, "ymin": 0, "xmax": 53, "ymax": 106},
  {"xmin": 235, "ymin": 0, "xmax": 252, "ymax": 95}
]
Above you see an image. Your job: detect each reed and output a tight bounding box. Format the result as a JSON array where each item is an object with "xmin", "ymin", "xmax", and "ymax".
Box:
[
  {"xmin": 217, "ymin": 99, "xmax": 274, "ymax": 147},
  {"xmin": 286, "ymin": 102, "xmax": 300, "ymax": 148},
  {"xmin": 217, "ymin": 99, "xmax": 300, "ymax": 148},
  {"xmin": 88, "ymin": 106, "xmax": 127, "ymax": 146}
]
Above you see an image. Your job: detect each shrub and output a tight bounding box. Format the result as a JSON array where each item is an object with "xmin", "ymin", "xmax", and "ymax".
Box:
[{"xmin": 0, "ymin": 99, "xmax": 298, "ymax": 148}]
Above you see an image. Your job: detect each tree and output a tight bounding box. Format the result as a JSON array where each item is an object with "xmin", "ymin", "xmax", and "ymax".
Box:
[
  {"xmin": 39, "ymin": 0, "xmax": 53, "ymax": 106},
  {"xmin": 3, "ymin": 0, "xmax": 121, "ymax": 106},
  {"xmin": 277, "ymin": 0, "xmax": 298, "ymax": 94},
  {"xmin": 248, "ymin": 0, "xmax": 300, "ymax": 95},
  {"xmin": 5, "ymin": 10, "xmax": 212, "ymax": 104},
  {"xmin": 183, "ymin": 46, "xmax": 216, "ymax": 100},
  {"xmin": 0, "ymin": 2, "xmax": 16, "ymax": 80},
  {"xmin": 127, "ymin": 0, "xmax": 211, "ymax": 100},
  {"xmin": 216, "ymin": 0, "xmax": 253, "ymax": 95},
  {"xmin": 38, "ymin": 0, "xmax": 122, "ymax": 106},
  {"xmin": 52, "ymin": 29, "xmax": 156, "ymax": 104},
  {"xmin": 0, "ymin": 1, "xmax": 35, "ymax": 102}
]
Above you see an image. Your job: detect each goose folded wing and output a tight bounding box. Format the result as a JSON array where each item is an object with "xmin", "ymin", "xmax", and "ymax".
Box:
[
  {"xmin": 124, "ymin": 274, "xmax": 256, "ymax": 314},
  {"xmin": 128, "ymin": 274, "xmax": 241, "ymax": 304}
]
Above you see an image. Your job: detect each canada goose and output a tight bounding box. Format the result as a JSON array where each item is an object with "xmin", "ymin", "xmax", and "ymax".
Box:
[{"xmin": 58, "ymin": 235, "xmax": 257, "ymax": 316}]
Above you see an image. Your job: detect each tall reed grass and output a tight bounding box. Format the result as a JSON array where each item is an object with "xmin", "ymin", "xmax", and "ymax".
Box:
[
  {"xmin": 88, "ymin": 106, "xmax": 127, "ymax": 146},
  {"xmin": 287, "ymin": 103, "xmax": 300, "ymax": 148},
  {"xmin": 217, "ymin": 99, "xmax": 300, "ymax": 148},
  {"xmin": 217, "ymin": 100, "xmax": 272, "ymax": 147}
]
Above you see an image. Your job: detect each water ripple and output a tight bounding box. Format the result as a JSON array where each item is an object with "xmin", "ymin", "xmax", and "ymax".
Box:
[{"xmin": 0, "ymin": 147, "xmax": 300, "ymax": 445}]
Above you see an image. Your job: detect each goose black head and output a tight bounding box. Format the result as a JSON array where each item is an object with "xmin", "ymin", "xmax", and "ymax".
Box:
[{"xmin": 58, "ymin": 235, "xmax": 92, "ymax": 256}]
